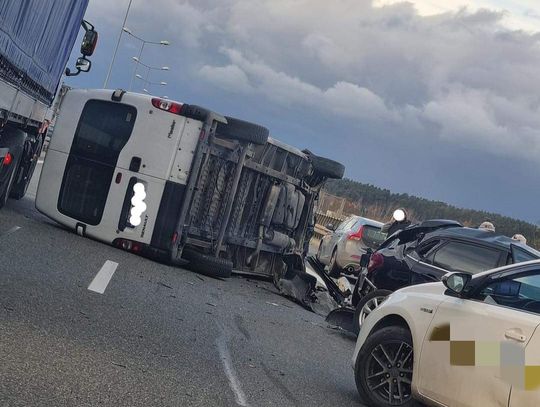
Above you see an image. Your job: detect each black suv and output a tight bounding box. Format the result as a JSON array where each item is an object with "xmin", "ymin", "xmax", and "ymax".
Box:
[{"xmin": 352, "ymin": 220, "xmax": 540, "ymax": 331}]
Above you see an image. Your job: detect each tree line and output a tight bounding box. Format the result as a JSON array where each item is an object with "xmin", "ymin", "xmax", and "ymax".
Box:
[{"xmin": 323, "ymin": 178, "xmax": 540, "ymax": 248}]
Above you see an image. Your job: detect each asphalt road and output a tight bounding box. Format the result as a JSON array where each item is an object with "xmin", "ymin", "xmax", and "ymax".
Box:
[{"xmin": 0, "ymin": 162, "xmax": 363, "ymax": 407}]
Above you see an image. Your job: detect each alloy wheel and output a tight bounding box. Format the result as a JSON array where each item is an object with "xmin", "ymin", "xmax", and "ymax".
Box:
[
  {"xmin": 365, "ymin": 341, "xmax": 413, "ymax": 405},
  {"xmin": 360, "ymin": 295, "xmax": 388, "ymax": 324}
]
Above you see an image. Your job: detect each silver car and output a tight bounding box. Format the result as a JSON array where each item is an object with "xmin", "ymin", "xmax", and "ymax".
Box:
[{"xmin": 316, "ymin": 216, "xmax": 386, "ymax": 277}]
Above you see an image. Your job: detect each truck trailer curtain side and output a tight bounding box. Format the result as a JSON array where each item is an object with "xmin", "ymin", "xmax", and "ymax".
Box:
[{"xmin": 0, "ymin": 0, "xmax": 90, "ymax": 104}]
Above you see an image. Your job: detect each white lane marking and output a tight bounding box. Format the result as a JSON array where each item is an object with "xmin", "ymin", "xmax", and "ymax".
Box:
[
  {"xmin": 216, "ymin": 332, "xmax": 249, "ymax": 407},
  {"xmin": 88, "ymin": 260, "xmax": 118, "ymax": 294}
]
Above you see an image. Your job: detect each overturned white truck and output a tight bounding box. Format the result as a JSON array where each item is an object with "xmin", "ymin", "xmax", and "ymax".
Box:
[{"xmin": 36, "ymin": 89, "xmax": 344, "ymax": 279}]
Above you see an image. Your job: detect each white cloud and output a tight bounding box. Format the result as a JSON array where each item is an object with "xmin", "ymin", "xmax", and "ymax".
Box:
[
  {"xmin": 199, "ymin": 64, "xmax": 252, "ymax": 93},
  {"xmin": 90, "ymin": 0, "xmax": 540, "ymax": 163}
]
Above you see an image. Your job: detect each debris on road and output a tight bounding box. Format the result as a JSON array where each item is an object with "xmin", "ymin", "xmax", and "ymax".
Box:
[
  {"xmin": 272, "ymin": 256, "xmax": 346, "ymax": 316},
  {"xmin": 157, "ymin": 281, "xmax": 173, "ymax": 289}
]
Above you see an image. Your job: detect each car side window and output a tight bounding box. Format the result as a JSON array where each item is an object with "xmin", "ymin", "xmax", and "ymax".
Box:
[
  {"xmin": 430, "ymin": 241, "xmax": 501, "ymax": 274},
  {"xmin": 512, "ymin": 246, "xmax": 539, "ymax": 264},
  {"xmin": 416, "ymin": 239, "xmax": 440, "ymax": 259},
  {"xmin": 474, "ymin": 271, "xmax": 540, "ymax": 315}
]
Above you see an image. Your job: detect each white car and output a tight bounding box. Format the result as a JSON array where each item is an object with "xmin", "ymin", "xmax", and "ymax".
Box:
[{"xmin": 352, "ymin": 260, "xmax": 540, "ymax": 407}]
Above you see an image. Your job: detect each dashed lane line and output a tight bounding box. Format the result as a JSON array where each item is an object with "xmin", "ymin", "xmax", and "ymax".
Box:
[{"xmin": 88, "ymin": 260, "xmax": 118, "ymax": 294}]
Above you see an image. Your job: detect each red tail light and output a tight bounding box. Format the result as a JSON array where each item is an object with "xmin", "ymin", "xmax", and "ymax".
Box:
[
  {"xmin": 152, "ymin": 98, "xmax": 183, "ymax": 115},
  {"xmin": 367, "ymin": 252, "xmax": 384, "ymax": 274},
  {"xmin": 114, "ymin": 238, "xmax": 144, "ymax": 253},
  {"xmin": 348, "ymin": 225, "xmax": 364, "ymax": 241},
  {"xmin": 3, "ymin": 152, "xmax": 12, "ymax": 166}
]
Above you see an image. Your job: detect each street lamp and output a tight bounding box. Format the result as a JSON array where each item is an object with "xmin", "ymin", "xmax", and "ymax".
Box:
[
  {"xmin": 136, "ymin": 74, "xmax": 167, "ymax": 94},
  {"xmin": 124, "ymin": 27, "xmax": 170, "ymax": 90},
  {"xmin": 132, "ymin": 57, "xmax": 169, "ymax": 71}
]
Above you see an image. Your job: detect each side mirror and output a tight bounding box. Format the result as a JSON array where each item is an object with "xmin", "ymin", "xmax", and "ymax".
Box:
[
  {"xmin": 326, "ymin": 224, "xmax": 335, "ymax": 232},
  {"xmin": 442, "ymin": 272, "xmax": 472, "ymax": 295},
  {"xmin": 76, "ymin": 57, "xmax": 91, "ymax": 72},
  {"xmin": 360, "ymin": 252, "xmax": 371, "ymax": 268},
  {"xmin": 65, "ymin": 20, "xmax": 97, "ymax": 77},
  {"xmin": 81, "ymin": 29, "xmax": 98, "ymax": 56}
]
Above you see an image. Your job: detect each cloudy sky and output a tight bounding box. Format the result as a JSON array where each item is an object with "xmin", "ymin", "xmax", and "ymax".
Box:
[{"xmin": 68, "ymin": 0, "xmax": 540, "ymax": 223}]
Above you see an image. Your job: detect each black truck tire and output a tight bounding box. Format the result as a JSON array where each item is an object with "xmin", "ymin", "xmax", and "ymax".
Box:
[
  {"xmin": 309, "ymin": 153, "xmax": 345, "ymax": 179},
  {"xmin": 216, "ymin": 116, "xmax": 269, "ymax": 145},
  {"xmin": 0, "ymin": 128, "xmax": 26, "ymax": 208},
  {"xmin": 183, "ymin": 249, "xmax": 233, "ymax": 279},
  {"xmin": 10, "ymin": 134, "xmax": 42, "ymax": 200}
]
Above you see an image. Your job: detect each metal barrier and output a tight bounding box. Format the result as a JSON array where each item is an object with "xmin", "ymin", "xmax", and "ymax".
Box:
[{"xmin": 313, "ymin": 212, "xmax": 347, "ymax": 240}]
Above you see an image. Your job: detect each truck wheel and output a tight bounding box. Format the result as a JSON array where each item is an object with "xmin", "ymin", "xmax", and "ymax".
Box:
[
  {"xmin": 0, "ymin": 149, "xmax": 22, "ymax": 209},
  {"xmin": 304, "ymin": 151, "xmax": 345, "ymax": 179},
  {"xmin": 353, "ymin": 289, "xmax": 393, "ymax": 334},
  {"xmin": 183, "ymin": 248, "xmax": 233, "ymax": 279},
  {"xmin": 0, "ymin": 128, "xmax": 26, "ymax": 208},
  {"xmin": 10, "ymin": 135, "xmax": 42, "ymax": 200},
  {"xmin": 216, "ymin": 116, "xmax": 269, "ymax": 145}
]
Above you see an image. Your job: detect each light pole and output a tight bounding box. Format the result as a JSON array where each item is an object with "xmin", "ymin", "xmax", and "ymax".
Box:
[
  {"xmin": 136, "ymin": 74, "xmax": 167, "ymax": 94},
  {"xmin": 124, "ymin": 28, "xmax": 169, "ymax": 91},
  {"xmin": 136, "ymin": 75, "xmax": 167, "ymax": 86},
  {"xmin": 104, "ymin": 0, "xmax": 133, "ymax": 88},
  {"xmin": 131, "ymin": 57, "xmax": 169, "ymax": 90}
]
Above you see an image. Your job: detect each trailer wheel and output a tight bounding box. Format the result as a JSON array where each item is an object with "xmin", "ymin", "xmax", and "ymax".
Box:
[
  {"xmin": 183, "ymin": 249, "xmax": 233, "ymax": 279},
  {"xmin": 216, "ymin": 116, "xmax": 269, "ymax": 145},
  {"xmin": 0, "ymin": 128, "xmax": 26, "ymax": 208}
]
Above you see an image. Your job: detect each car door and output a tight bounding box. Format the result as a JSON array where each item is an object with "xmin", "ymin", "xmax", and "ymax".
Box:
[
  {"xmin": 508, "ymin": 274, "xmax": 540, "ymax": 406},
  {"xmin": 404, "ymin": 239, "xmax": 447, "ymax": 285},
  {"xmin": 417, "ymin": 267, "xmax": 540, "ymax": 407}
]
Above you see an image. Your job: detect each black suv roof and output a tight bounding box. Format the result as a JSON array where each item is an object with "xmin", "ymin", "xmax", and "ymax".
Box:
[{"xmin": 425, "ymin": 226, "xmax": 540, "ymax": 256}]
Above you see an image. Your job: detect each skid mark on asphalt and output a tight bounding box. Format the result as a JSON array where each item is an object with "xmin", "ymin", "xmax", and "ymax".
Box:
[
  {"xmin": 216, "ymin": 322, "xmax": 249, "ymax": 407},
  {"xmin": 88, "ymin": 260, "xmax": 118, "ymax": 294},
  {"xmin": 0, "ymin": 226, "xmax": 21, "ymax": 239}
]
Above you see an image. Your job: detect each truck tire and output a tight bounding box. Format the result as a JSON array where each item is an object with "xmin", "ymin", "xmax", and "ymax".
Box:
[
  {"xmin": 308, "ymin": 153, "xmax": 345, "ymax": 179},
  {"xmin": 216, "ymin": 116, "xmax": 269, "ymax": 145},
  {"xmin": 0, "ymin": 128, "xmax": 26, "ymax": 208},
  {"xmin": 10, "ymin": 135, "xmax": 42, "ymax": 200},
  {"xmin": 183, "ymin": 248, "xmax": 233, "ymax": 279}
]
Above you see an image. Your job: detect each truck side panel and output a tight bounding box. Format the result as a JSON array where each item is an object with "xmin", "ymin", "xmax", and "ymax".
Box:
[{"xmin": 0, "ymin": 0, "xmax": 89, "ymax": 106}]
